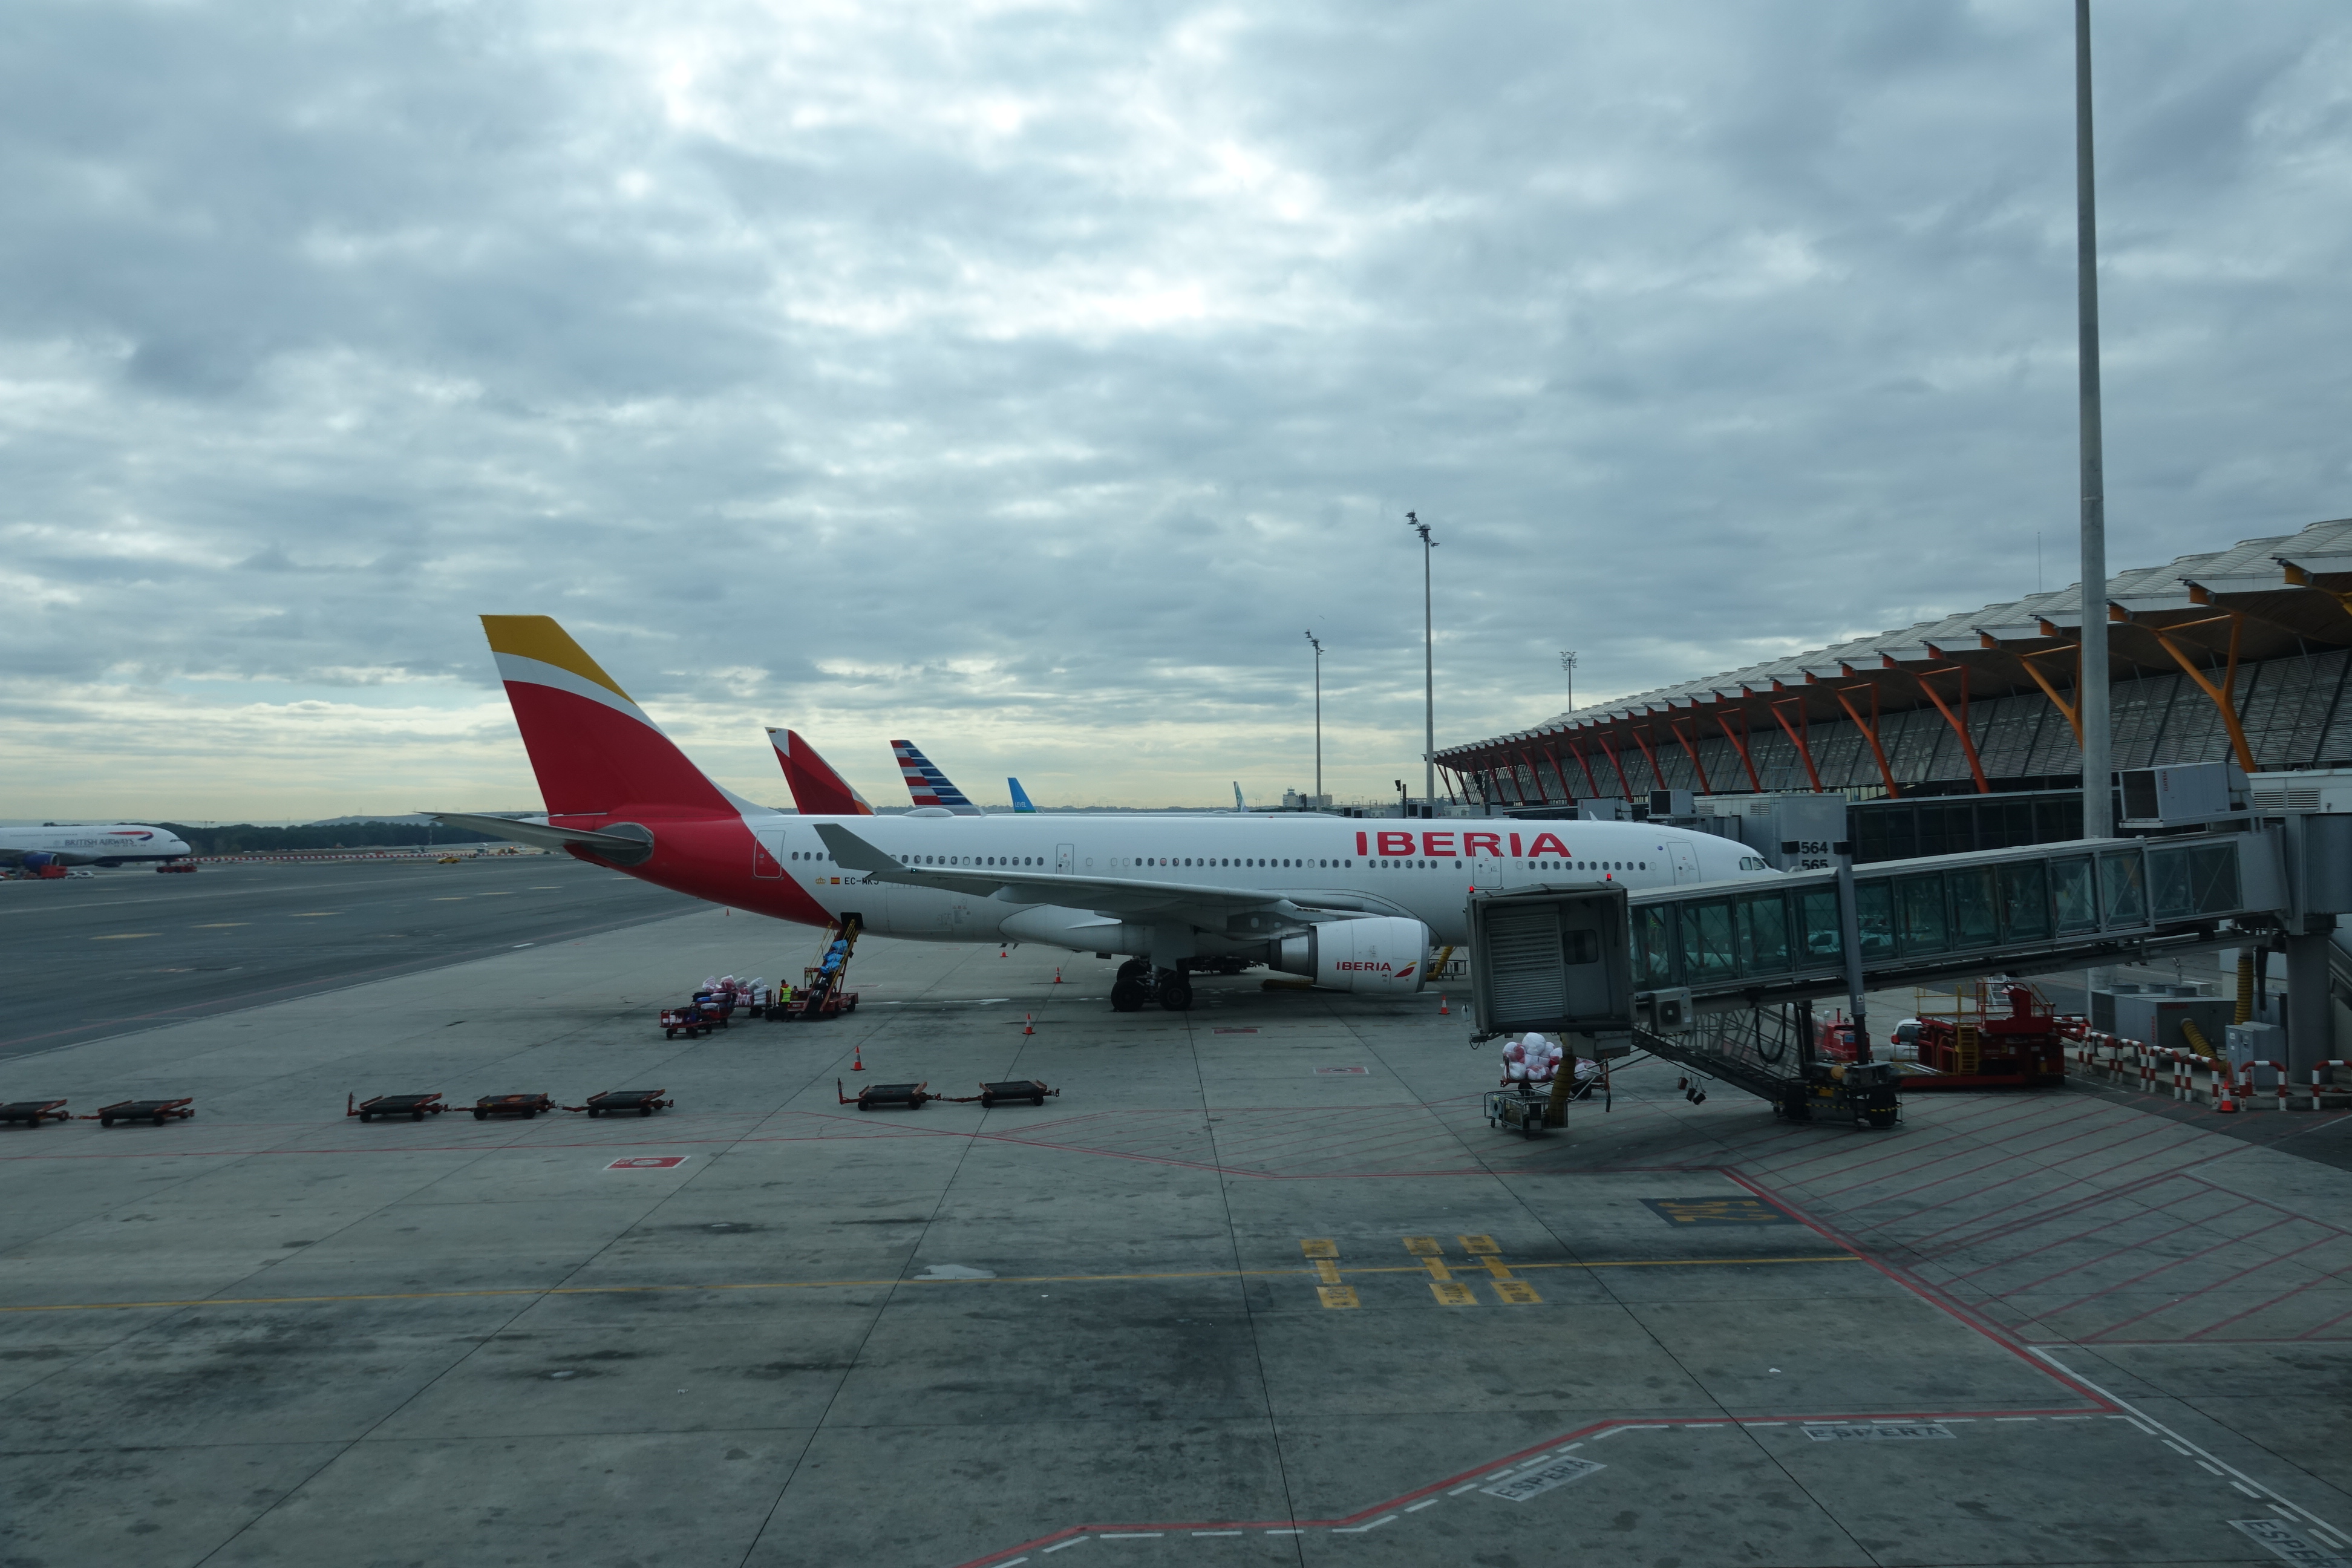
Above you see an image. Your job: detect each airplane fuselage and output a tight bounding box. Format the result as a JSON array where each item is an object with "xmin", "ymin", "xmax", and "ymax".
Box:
[{"xmin": 558, "ymin": 808, "xmax": 1771, "ymax": 954}]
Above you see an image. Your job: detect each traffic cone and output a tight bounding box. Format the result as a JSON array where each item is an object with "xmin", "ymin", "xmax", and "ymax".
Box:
[
  {"xmin": 1053, "ymin": 967, "xmax": 1063, "ymax": 984},
  {"xmin": 1000, "ymin": 947, "xmax": 1008, "ymax": 958},
  {"xmin": 851, "ymin": 1042, "xmax": 865, "ymax": 1072},
  {"xmin": 1023, "ymin": 1013, "xmax": 1035, "ymax": 1036},
  {"xmin": 1439, "ymin": 995, "xmax": 1449, "ymax": 1015}
]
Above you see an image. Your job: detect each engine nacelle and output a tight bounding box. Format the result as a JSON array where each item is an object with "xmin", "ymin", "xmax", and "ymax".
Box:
[
  {"xmin": 1274, "ymin": 916, "xmax": 1431, "ymax": 995},
  {"xmin": 20, "ymin": 851, "xmax": 61, "ymax": 870}
]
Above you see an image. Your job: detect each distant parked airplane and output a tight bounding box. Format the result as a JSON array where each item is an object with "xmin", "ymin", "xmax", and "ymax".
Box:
[
  {"xmin": 1009, "ymin": 777, "xmax": 1038, "ymax": 814},
  {"xmin": 765, "ymin": 728, "xmax": 875, "ymax": 817},
  {"xmin": 891, "ymin": 740, "xmax": 983, "ymax": 815},
  {"xmin": 0, "ymin": 823, "xmax": 191, "ymax": 870}
]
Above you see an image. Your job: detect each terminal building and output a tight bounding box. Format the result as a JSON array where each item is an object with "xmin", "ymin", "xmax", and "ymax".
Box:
[{"xmin": 1436, "ymin": 517, "xmax": 2352, "ymax": 827}]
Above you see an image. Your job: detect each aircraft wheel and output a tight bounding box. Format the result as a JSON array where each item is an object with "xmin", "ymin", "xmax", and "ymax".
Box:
[
  {"xmin": 1109, "ymin": 978, "xmax": 1147, "ymax": 1012},
  {"xmin": 1116, "ymin": 957, "xmax": 1150, "ymax": 984},
  {"xmin": 1158, "ymin": 972, "xmax": 1192, "ymax": 1011}
]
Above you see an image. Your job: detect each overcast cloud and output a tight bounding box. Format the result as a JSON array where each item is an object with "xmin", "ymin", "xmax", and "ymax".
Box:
[{"xmin": 5, "ymin": 0, "xmax": 2351, "ymax": 818}]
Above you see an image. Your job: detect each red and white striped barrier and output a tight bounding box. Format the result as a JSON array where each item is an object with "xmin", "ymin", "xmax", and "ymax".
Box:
[{"xmin": 2305, "ymin": 1060, "xmax": 2350, "ymax": 1112}]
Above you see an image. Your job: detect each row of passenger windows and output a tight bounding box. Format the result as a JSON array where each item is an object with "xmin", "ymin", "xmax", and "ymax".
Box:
[
  {"xmin": 1525, "ymin": 859, "xmax": 1645, "ymax": 872},
  {"xmin": 818, "ymin": 849, "xmax": 1650, "ymax": 874}
]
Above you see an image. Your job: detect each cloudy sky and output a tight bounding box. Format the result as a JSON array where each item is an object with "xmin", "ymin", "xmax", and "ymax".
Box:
[{"xmin": 7, "ymin": 0, "xmax": 2351, "ymax": 820}]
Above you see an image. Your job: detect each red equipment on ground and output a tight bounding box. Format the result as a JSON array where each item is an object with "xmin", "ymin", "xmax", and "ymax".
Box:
[{"xmin": 1907, "ymin": 981, "xmax": 2066, "ymax": 1090}]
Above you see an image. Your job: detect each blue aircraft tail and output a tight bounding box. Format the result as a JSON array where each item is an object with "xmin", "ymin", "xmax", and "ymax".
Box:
[{"xmin": 1008, "ymin": 777, "xmax": 1037, "ymax": 814}]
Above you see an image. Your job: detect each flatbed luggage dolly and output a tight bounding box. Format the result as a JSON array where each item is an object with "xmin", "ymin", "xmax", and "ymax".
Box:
[
  {"xmin": 0, "ymin": 1099, "xmax": 72, "ymax": 1128},
  {"xmin": 88, "ymin": 1098, "xmax": 195, "ymax": 1128},
  {"xmin": 346, "ymin": 1092, "xmax": 448, "ymax": 1123},
  {"xmin": 471, "ymin": 1093, "xmax": 556, "ymax": 1121},
  {"xmin": 574, "ymin": 1089, "xmax": 673, "ymax": 1117}
]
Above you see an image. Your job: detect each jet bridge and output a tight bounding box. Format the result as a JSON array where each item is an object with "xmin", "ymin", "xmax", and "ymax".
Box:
[
  {"xmin": 1622, "ymin": 832, "xmax": 2261, "ymax": 1011},
  {"xmin": 1469, "ymin": 831, "xmax": 2291, "ymax": 1126}
]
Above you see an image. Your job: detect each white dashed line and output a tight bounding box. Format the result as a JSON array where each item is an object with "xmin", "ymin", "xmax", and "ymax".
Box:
[
  {"xmin": 1264, "ymin": 1529, "xmax": 1302, "ymax": 1535},
  {"xmin": 1042, "ymin": 1542, "xmax": 1086, "ymax": 1555},
  {"xmin": 2235, "ymin": 1481, "xmax": 2265, "ymax": 1499},
  {"xmin": 1331, "ymin": 1516, "xmax": 1396, "ymax": 1534},
  {"xmin": 1097, "ymin": 1533, "xmax": 1161, "ymax": 1539},
  {"xmin": 1994, "ymin": 1416, "xmax": 2037, "ymax": 1422},
  {"xmin": 1592, "ymin": 1427, "xmax": 1628, "ymax": 1440},
  {"xmin": 1447, "ymin": 1484, "xmax": 1480, "ymax": 1496},
  {"xmin": 1404, "ymin": 1500, "xmax": 1438, "ymax": 1513},
  {"xmin": 2198, "ymin": 1461, "xmax": 2225, "ymax": 1476},
  {"xmin": 2164, "ymin": 1440, "xmax": 2194, "ymax": 1455},
  {"xmin": 1191, "ymin": 1532, "xmax": 1241, "ymax": 1537}
]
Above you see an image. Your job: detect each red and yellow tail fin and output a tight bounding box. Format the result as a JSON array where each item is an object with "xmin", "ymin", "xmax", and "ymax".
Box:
[{"xmin": 481, "ymin": 615, "xmax": 738, "ymax": 820}]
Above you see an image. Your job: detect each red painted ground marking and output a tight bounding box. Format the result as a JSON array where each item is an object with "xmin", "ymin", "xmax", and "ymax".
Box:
[
  {"xmin": 1898, "ymin": 1162, "xmax": 2217, "ymax": 1257},
  {"xmin": 1818, "ymin": 1118, "xmax": 2202, "ymax": 1231},
  {"xmin": 942, "ymin": 1400, "xmax": 2112, "ymax": 1568},
  {"xmin": 607, "ymin": 1155, "xmax": 688, "ymax": 1170},
  {"xmin": 1986, "ymin": 1203, "xmax": 2232, "ymax": 1299},
  {"xmin": 2036, "ymin": 1214, "xmax": 2304, "ymax": 1322},
  {"xmin": 1939, "ymin": 1180, "xmax": 2219, "ymax": 1284},
  {"xmin": 2090, "ymin": 1230, "xmax": 2348, "ymax": 1341}
]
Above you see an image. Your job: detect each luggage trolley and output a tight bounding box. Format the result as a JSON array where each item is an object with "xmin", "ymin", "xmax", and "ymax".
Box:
[
  {"xmin": 575, "ymin": 1089, "xmax": 673, "ymax": 1117},
  {"xmin": 90, "ymin": 1098, "xmax": 194, "ymax": 1128},
  {"xmin": 0, "ymin": 1099, "xmax": 73, "ymax": 1128},
  {"xmin": 347, "ymin": 1092, "xmax": 448, "ymax": 1123},
  {"xmin": 469, "ymin": 1093, "xmax": 556, "ymax": 1120}
]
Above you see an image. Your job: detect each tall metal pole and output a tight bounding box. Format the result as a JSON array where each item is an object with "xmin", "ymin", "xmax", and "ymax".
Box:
[
  {"xmin": 2075, "ymin": 0, "xmax": 2112, "ymax": 838},
  {"xmin": 1408, "ymin": 512, "xmax": 1437, "ymax": 808},
  {"xmin": 1560, "ymin": 650, "xmax": 1578, "ymax": 713},
  {"xmin": 1304, "ymin": 631, "xmax": 1324, "ymax": 805}
]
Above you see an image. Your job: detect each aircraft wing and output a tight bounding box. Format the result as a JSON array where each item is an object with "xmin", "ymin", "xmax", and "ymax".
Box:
[
  {"xmin": 425, "ymin": 811, "xmax": 654, "ymax": 864},
  {"xmin": 812, "ymin": 823, "xmax": 1394, "ymax": 928}
]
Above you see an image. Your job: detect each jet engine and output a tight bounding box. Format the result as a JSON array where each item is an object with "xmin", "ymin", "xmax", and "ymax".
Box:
[{"xmin": 1272, "ymin": 916, "xmax": 1431, "ymax": 995}]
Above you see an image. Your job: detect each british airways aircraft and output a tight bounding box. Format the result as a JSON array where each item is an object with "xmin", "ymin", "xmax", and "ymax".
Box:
[
  {"xmin": 0, "ymin": 823, "xmax": 192, "ymax": 869},
  {"xmin": 433, "ymin": 616, "xmax": 1774, "ymax": 1012}
]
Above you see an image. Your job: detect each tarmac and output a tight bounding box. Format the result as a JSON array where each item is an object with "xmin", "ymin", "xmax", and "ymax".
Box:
[{"xmin": 5, "ymin": 875, "xmax": 2352, "ymax": 1567}]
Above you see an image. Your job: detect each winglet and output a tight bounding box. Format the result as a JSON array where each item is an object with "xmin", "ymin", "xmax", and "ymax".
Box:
[{"xmin": 812, "ymin": 823, "xmax": 906, "ymax": 875}]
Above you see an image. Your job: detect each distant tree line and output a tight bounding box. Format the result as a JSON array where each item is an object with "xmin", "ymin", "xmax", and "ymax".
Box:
[{"xmin": 160, "ymin": 822, "xmax": 506, "ymax": 855}]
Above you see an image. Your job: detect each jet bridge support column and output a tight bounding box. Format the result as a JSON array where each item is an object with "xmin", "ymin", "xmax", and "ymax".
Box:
[
  {"xmin": 1834, "ymin": 839, "xmax": 1871, "ymax": 1063},
  {"xmin": 2281, "ymin": 815, "xmax": 2352, "ymax": 1077}
]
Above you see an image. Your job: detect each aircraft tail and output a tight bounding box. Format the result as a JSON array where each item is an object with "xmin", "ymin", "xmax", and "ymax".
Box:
[
  {"xmin": 479, "ymin": 615, "xmax": 744, "ymax": 820},
  {"xmin": 890, "ymin": 740, "xmax": 982, "ymax": 815},
  {"xmin": 767, "ymin": 728, "xmax": 875, "ymax": 816},
  {"xmin": 1008, "ymin": 777, "xmax": 1037, "ymax": 814}
]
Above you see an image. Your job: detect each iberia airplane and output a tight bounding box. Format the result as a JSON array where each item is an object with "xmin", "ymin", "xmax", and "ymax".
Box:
[{"xmin": 434, "ymin": 616, "xmax": 1775, "ymax": 1013}]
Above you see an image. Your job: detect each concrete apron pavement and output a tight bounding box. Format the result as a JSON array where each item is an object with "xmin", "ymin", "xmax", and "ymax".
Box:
[{"xmin": 4, "ymin": 908, "xmax": 2351, "ymax": 1567}]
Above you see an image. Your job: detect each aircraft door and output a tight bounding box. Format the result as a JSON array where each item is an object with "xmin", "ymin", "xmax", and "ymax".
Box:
[
  {"xmin": 753, "ymin": 829, "xmax": 786, "ymax": 878},
  {"xmin": 1668, "ymin": 840, "xmax": 1700, "ymax": 884},
  {"xmin": 1056, "ymin": 842, "xmax": 1074, "ymax": 875}
]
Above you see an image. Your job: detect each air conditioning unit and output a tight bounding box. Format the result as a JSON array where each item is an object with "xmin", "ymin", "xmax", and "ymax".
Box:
[{"xmin": 1636, "ymin": 987, "xmax": 1693, "ymax": 1032}]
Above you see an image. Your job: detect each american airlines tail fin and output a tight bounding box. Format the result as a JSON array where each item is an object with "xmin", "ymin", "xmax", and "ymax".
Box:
[
  {"xmin": 1008, "ymin": 777, "xmax": 1037, "ymax": 814},
  {"xmin": 890, "ymin": 740, "xmax": 983, "ymax": 815},
  {"xmin": 478, "ymin": 615, "xmax": 747, "ymax": 819},
  {"xmin": 766, "ymin": 728, "xmax": 875, "ymax": 816}
]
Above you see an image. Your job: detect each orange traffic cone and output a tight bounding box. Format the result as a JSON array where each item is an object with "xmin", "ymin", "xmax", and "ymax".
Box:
[
  {"xmin": 1439, "ymin": 995, "xmax": 1450, "ymax": 1015},
  {"xmin": 851, "ymin": 1042, "xmax": 866, "ymax": 1072},
  {"xmin": 1000, "ymin": 948, "xmax": 1008, "ymax": 959},
  {"xmin": 1023, "ymin": 1013, "xmax": 1035, "ymax": 1036},
  {"xmin": 1053, "ymin": 967, "xmax": 1063, "ymax": 984}
]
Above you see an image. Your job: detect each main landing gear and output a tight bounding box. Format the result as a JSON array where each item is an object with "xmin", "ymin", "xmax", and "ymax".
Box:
[{"xmin": 1110, "ymin": 958, "xmax": 1192, "ymax": 1013}]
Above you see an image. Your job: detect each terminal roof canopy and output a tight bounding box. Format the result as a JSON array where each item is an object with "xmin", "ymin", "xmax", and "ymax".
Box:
[{"xmin": 1444, "ymin": 517, "xmax": 2352, "ymax": 772}]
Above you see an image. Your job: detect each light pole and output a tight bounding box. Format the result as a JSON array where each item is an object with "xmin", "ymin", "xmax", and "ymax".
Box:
[
  {"xmin": 2074, "ymin": 0, "xmax": 2111, "ymax": 838},
  {"xmin": 1407, "ymin": 512, "xmax": 1437, "ymax": 810},
  {"xmin": 1304, "ymin": 630, "xmax": 1324, "ymax": 806},
  {"xmin": 1560, "ymin": 650, "xmax": 1578, "ymax": 711}
]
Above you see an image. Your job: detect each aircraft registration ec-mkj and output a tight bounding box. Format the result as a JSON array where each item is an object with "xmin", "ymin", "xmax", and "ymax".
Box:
[{"xmin": 435, "ymin": 616, "xmax": 1778, "ymax": 1012}]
